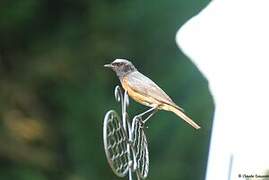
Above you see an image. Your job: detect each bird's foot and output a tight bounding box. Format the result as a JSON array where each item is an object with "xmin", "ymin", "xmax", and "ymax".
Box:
[{"xmin": 134, "ymin": 115, "xmax": 144, "ymax": 128}]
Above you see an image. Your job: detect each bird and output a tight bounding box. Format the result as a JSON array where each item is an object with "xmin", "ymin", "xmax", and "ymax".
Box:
[{"xmin": 104, "ymin": 59, "xmax": 200, "ymax": 129}]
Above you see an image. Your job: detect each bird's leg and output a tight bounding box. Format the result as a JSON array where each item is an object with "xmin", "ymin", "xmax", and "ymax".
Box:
[
  {"xmin": 136, "ymin": 107, "xmax": 156, "ymax": 117},
  {"xmin": 134, "ymin": 107, "xmax": 158, "ymax": 126},
  {"xmin": 142, "ymin": 108, "xmax": 158, "ymax": 124}
]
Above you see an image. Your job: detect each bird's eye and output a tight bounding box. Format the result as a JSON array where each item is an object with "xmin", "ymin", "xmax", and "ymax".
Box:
[{"xmin": 112, "ymin": 62, "xmax": 123, "ymax": 66}]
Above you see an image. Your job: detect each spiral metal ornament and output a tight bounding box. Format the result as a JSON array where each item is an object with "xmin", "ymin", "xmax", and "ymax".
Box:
[
  {"xmin": 103, "ymin": 85, "xmax": 151, "ymax": 180},
  {"xmin": 103, "ymin": 110, "xmax": 129, "ymax": 177},
  {"xmin": 131, "ymin": 117, "xmax": 149, "ymax": 179}
]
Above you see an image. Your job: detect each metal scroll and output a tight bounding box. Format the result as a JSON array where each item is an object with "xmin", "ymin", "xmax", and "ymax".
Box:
[{"xmin": 103, "ymin": 85, "xmax": 149, "ymax": 180}]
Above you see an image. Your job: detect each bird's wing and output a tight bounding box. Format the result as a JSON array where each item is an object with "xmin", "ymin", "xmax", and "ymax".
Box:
[{"xmin": 124, "ymin": 71, "xmax": 184, "ymax": 111}]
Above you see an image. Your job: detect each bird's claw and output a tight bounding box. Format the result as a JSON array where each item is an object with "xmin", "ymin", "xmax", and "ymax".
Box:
[{"xmin": 134, "ymin": 115, "xmax": 145, "ymax": 128}]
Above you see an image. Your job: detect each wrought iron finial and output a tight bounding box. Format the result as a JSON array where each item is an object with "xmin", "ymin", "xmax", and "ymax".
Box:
[{"xmin": 103, "ymin": 85, "xmax": 152, "ymax": 180}]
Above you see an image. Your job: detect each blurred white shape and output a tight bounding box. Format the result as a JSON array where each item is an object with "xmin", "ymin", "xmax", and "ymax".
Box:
[{"xmin": 176, "ymin": 0, "xmax": 269, "ymax": 180}]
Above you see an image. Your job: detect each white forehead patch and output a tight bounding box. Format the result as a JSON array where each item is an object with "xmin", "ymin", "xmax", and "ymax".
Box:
[{"xmin": 113, "ymin": 59, "xmax": 131, "ymax": 64}]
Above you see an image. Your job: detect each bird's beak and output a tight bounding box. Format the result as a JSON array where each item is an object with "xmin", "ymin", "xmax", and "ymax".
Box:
[{"xmin": 104, "ymin": 64, "xmax": 113, "ymax": 68}]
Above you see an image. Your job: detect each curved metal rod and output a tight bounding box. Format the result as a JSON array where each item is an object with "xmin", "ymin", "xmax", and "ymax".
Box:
[{"xmin": 104, "ymin": 85, "xmax": 152, "ymax": 180}]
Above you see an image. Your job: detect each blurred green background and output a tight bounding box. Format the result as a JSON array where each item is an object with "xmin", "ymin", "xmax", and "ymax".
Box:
[{"xmin": 0, "ymin": 0, "xmax": 213, "ymax": 179}]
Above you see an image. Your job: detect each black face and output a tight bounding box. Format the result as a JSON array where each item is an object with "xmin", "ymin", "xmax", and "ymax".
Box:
[
  {"xmin": 111, "ymin": 61, "xmax": 126, "ymax": 68},
  {"xmin": 104, "ymin": 59, "xmax": 136, "ymax": 77}
]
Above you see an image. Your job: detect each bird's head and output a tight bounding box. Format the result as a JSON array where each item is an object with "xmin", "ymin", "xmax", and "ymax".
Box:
[{"xmin": 104, "ymin": 59, "xmax": 137, "ymax": 77}]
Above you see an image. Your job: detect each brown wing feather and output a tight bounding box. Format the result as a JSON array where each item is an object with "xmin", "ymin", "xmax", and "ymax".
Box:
[{"xmin": 123, "ymin": 71, "xmax": 184, "ymax": 111}]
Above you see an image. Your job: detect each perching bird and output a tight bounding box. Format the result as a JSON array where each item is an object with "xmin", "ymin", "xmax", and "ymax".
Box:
[{"xmin": 104, "ymin": 59, "xmax": 200, "ymax": 129}]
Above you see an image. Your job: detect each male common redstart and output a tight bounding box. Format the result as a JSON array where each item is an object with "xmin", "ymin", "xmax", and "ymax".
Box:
[{"xmin": 104, "ymin": 59, "xmax": 201, "ymax": 129}]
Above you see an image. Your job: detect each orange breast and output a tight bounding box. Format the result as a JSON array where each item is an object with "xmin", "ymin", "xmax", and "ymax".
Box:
[{"xmin": 121, "ymin": 76, "xmax": 160, "ymax": 108}]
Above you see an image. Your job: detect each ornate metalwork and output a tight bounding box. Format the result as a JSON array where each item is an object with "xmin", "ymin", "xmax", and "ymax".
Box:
[{"xmin": 103, "ymin": 85, "xmax": 151, "ymax": 180}]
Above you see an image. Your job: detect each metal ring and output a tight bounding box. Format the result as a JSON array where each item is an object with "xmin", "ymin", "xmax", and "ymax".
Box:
[
  {"xmin": 132, "ymin": 117, "xmax": 149, "ymax": 179},
  {"xmin": 103, "ymin": 110, "xmax": 129, "ymax": 177}
]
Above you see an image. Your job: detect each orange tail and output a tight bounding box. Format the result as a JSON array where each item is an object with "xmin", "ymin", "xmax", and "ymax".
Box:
[{"xmin": 164, "ymin": 104, "xmax": 201, "ymax": 129}]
